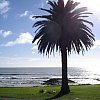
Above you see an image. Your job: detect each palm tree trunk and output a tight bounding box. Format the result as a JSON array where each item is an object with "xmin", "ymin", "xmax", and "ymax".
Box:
[{"xmin": 60, "ymin": 46, "xmax": 70, "ymax": 94}]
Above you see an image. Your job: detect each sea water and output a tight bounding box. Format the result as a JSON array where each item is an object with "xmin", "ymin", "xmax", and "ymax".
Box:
[{"xmin": 0, "ymin": 67, "xmax": 100, "ymax": 87}]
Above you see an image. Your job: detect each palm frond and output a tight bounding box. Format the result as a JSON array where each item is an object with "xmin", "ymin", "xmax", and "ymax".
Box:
[
  {"xmin": 39, "ymin": 8, "xmax": 53, "ymax": 14},
  {"xmin": 71, "ymin": 7, "xmax": 87, "ymax": 16},
  {"xmin": 58, "ymin": 0, "xmax": 64, "ymax": 8},
  {"xmin": 65, "ymin": 0, "xmax": 80, "ymax": 12},
  {"xmin": 48, "ymin": 0, "xmax": 57, "ymax": 8},
  {"xmin": 33, "ymin": 20, "xmax": 48, "ymax": 27},
  {"xmin": 32, "ymin": 28, "xmax": 45, "ymax": 43},
  {"xmin": 79, "ymin": 19, "xmax": 93, "ymax": 26},
  {"xmin": 33, "ymin": 15, "xmax": 52, "ymax": 20}
]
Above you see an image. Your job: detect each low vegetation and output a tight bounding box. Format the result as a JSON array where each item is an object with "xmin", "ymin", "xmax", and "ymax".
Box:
[{"xmin": 0, "ymin": 85, "xmax": 100, "ymax": 100}]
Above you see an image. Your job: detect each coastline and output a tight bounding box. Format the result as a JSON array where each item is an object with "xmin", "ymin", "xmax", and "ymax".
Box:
[
  {"xmin": 0, "ymin": 67, "xmax": 100, "ymax": 87},
  {"xmin": 0, "ymin": 77, "xmax": 100, "ymax": 87}
]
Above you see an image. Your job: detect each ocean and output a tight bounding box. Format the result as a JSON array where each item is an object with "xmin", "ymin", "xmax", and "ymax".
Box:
[{"xmin": 0, "ymin": 67, "xmax": 100, "ymax": 87}]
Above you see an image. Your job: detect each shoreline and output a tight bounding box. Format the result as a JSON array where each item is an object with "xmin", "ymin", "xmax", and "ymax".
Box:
[
  {"xmin": 0, "ymin": 67, "xmax": 100, "ymax": 87},
  {"xmin": 0, "ymin": 77, "xmax": 100, "ymax": 87}
]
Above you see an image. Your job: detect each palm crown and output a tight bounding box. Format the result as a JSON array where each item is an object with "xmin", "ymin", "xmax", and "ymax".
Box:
[{"xmin": 32, "ymin": 0, "xmax": 95, "ymax": 55}]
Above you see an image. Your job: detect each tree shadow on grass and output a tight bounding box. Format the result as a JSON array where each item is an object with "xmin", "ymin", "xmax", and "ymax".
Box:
[{"xmin": 44, "ymin": 91, "xmax": 68, "ymax": 100}]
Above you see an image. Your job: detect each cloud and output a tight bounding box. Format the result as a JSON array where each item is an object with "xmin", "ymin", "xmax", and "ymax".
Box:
[
  {"xmin": 32, "ymin": 51, "xmax": 36, "ymax": 54},
  {"xmin": 19, "ymin": 10, "xmax": 29, "ymax": 17},
  {"xmin": 31, "ymin": 40, "xmax": 38, "ymax": 54},
  {"xmin": 29, "ymin": 14, "xmax": 34, "ymax": 21},
  {"xmin": 18, "ymin": 10, "xmax": 36, "ymax": 21},
  {"xmin": 32, "ymin": 46, "xmax": 38, "ymax": 50},
  {"xmin": 92, "ymin": 40, "xmax": 100, "ymax": 49},
  {"xmin": 29, "ymin": 14, "xmax": 42, "ymax": 22},
  {"xmin": 0, "ymin": 57, "xmax": 61, "ymax": 67},
  {"xmin": 0, "ymin": 0, "xmax": 10, "ymax": 15},
  {"xmin": 18, "ymin": 8, "xmax": 44, "ymax": 22},
  {"xmin": 2, "ymin": 32, "xmax": 33, "ymax": 46},
  {"xmin": 0, "ymin": 30, "xmax": 12, "ymax": 37},
  {"xmin": 31, "ymin": 39, "xmax": 39, "ymax": 54}
]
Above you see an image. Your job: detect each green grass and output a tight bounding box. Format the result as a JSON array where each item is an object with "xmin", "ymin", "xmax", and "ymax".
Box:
[{"xmin": 0, "ymin": 85, "xmax": 100, "ymax": 100}]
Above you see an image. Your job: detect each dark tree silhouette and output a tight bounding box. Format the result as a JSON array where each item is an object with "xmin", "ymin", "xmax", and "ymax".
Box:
[{"xmin": 32, "ymin": 0, "xmax": 95, "ymax": 95}]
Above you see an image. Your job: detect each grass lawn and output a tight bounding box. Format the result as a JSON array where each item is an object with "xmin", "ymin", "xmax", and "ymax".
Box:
[{"xmin": 0, "ymin": 85, "xmax": 100, "ymax": 100}]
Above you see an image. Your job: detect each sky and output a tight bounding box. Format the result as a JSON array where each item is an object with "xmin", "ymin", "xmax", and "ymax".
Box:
[{"xmin": 0, "ymin": 0, "xmax": 100, "ymax": 71}]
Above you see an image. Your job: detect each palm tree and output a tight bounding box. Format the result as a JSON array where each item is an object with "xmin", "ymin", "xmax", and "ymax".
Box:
[{"xmin": 32, "ymin": 0, "xmax": 95, "ymax": 95}]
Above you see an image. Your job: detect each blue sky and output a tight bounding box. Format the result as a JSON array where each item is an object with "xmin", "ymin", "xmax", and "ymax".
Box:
[{"xmin": 0, "ymin": 0, "xmax": 100, "ymax": 71}]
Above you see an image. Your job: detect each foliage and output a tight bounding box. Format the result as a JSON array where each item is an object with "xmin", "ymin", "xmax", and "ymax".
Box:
[{"xmin": 32, "ymin": 0, "xmax": 95, "ymax": 55}]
